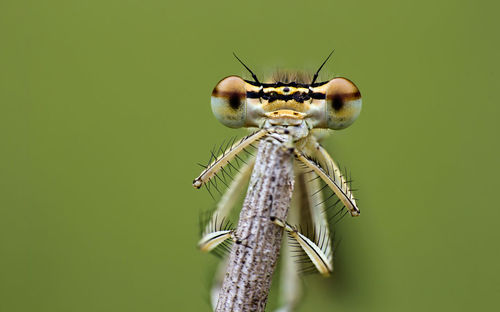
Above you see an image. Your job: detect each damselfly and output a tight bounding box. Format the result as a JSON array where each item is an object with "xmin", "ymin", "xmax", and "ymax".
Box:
[{"xmin": 193, "ymin": 51, "xmax": 362, "ymax": 311}]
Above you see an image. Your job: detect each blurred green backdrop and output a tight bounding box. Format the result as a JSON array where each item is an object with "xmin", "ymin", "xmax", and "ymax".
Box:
[{"xmin": 1, "ymin": 0, "xmax": 499, "ymax": 311}]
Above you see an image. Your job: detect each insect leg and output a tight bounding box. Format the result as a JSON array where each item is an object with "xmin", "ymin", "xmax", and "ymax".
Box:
[
  {"xmin": 271, "ymin": 216, "xmax": 333, "ymax": 276},
  {"xmin": 193, "ymin": 130, "xmax": 267, "ymax": 189},
  {"xmin": 315, "ymin": 144, "xmax": 357, "ymax": 205},
  {"xmin": 198, "ymin": 157, "xmax": 255, "ymax": 252},
  {"xmin": 294, "ymin": 149, "xmax": 360, "ymax": 216},
  {"xmin": 303, "ymin": 168, "xmax": 334, "ymax": 271}
]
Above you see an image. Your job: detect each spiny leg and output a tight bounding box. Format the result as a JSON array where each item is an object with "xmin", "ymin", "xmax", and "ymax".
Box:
[
  {"xmin": 302, "ymin": 167, "xmax": 334, "ymax": 268},
  {"xmin": 198, "ymin": 217, "xmax": 235, "ymax": 254},
  {"xmin": 313, "ymin": 143, "xmax": 358, "ymax": 222},
  {"xmin": 271, "ymin": 216, "xmax": 333, "ymax": 276},
  {"xmin": 193, "ymin": 129, "xmax": 267, "ymax": 189},
  {"xmin": 315, "ymin": 143, "xmax": 357, "ymax": 204},
  {"xmin": 198, "ymin": 157, "xmax": 255, "ymax": 252},
  {"xmin": 294, "ymin": 148, "xmax": 360, "ymax": 217},
  {"xmin": 203, "ymin": 158, "xmax": 255, "ymax": 235}
]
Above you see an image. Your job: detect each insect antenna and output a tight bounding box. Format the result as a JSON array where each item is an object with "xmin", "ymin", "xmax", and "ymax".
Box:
[
  {"xmin": 310, "ymin": 49, "xmax": 335, "ymax": 85},
  {"xmin": 233, "ymin": 52, "xmax": 261, "ymax": 84}
]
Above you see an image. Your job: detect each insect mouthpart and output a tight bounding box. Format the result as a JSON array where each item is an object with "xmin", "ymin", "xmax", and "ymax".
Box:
[{"xmin": 265, "ymin": 110, "xmax": 306, "ymax": 126}]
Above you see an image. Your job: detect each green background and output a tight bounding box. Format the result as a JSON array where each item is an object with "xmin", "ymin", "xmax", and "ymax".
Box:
[{"xmin": 1, "ymin": 0, "xmax": 499, "ymax": 311}]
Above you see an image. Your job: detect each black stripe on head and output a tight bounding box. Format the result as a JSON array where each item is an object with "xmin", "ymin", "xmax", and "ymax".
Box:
[{"xmin": 246, "ymin": 91, "xmax": 325, "ymax": 102}]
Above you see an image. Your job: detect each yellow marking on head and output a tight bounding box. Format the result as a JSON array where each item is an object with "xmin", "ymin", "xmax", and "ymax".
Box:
[
  {"xmin": 244, "ymin": 83, "xmax": 261, "ymax": 93},
  {"xmin": 262, "ymin": 86, "xmax": 309, "ymax": 95},
  {"xmin": 265, "ymin": 109, "xmax": 306, "ymax": 119},
  {"xmin": 261, "ymin": 100, "xmax": 311, "ymax": 113}
]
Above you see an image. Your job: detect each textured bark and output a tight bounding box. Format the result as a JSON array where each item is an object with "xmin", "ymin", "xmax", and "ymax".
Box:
[{"xmin": 215, "ymin": 136, "xmax": 295, "ymax": 312}]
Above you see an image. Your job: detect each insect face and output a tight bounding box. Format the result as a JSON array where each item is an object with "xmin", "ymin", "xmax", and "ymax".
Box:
[{"xmin": 211, "ymin": 77, "xmax": 362, "ymax": 129}]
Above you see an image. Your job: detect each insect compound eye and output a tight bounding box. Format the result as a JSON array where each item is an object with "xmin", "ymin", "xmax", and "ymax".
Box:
[
  {"xmin": 211, "ymin": 76, "xmax": 247, "ymax": 128},
  {"xmin": 325, "ymin": 78, "xmax": 362, "ymax": 130}
]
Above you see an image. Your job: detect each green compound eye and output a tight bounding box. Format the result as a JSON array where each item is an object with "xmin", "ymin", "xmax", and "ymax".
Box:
[
  {"xmin": 325, "ymin": 78, "xmax": 362, "ymax": 130},
  {"xmin": 211, "ymin": 76, "xmax": 247, "ymax": 128}
]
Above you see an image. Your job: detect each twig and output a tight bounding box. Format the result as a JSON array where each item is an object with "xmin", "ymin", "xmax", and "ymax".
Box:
[{"xmin": 215, "ymin": 134, "xmax": 295, "ymax": 312}]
